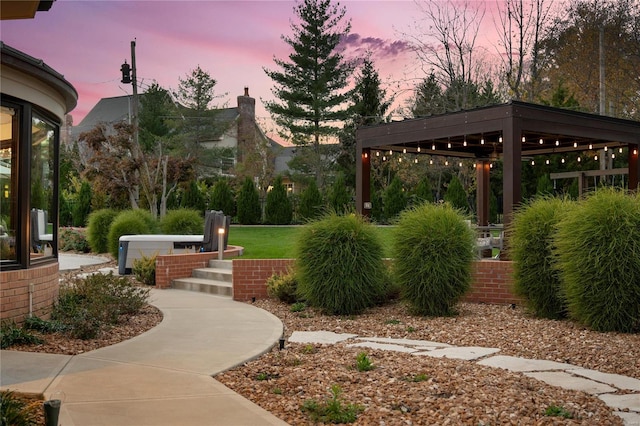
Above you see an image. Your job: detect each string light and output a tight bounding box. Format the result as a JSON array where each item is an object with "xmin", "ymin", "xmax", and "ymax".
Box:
[
  {"xmin": 417, "ymin": 146, "xmax": 421, "ymax": 152},
  {"xmin": 539, "ymin": 138, "xmax": 544, "ymax": 145},
  {"xmin": 458, "ymin": 162, "xmax": 463, "ymax": 167},
  {"xmin": 480, "ymin": 137, "xmax": 485, "ymax": 145},
  {"xmin": 577, "ymin": 156, "xmax": 581, "ymax": 162},
  {"xmin": 432, "ymin": 143, "xmax": 436, "ymax": 151},
  {"xmin": 499, "ymin": 136, "xmax": 503, "ymax": 143},
  {"xmin": 414, "ymin": 158, "xmax": 418, "ymax": 164},
  {"xmin": 389, "ymin": 150, "xmax": 393, "ymax": 155},
  {"xmin": 447, "ymin": 142, "xmax": 452, "ymax": 149},
  {"xmin": 561, "ymin": 158, "xmax": 565, "ymax": 164},
  {"xmin": 611, "ymin": 153, "xmax": 615, "ymax": 159},
  {"xmin": 619, "ymin": 147, "xmax": 623, "ymax": 153},
  {"xmin": 555, "ymin": 140, "xmax": 560, "ymax": 146},
  {"xmin": 589, "ymin": 144, "xmax": 593, "ymax": 150},
  {"xmin": 490, "ymin": 163, "xmax": 494, "ymax": 169},
  {"xmin": 522, "ymin": 136, "xmax": 526, "ymax": 143},
  {"xmin": 545, "ymin": 159, "xmax": 550, "ymax": 165},
  {"xmin": 604, "ymin": 146, "xmax": 608, "ymax": 151},
  {"xmin": 398, "ymin": 157, "xmax": 402, "ymax": 163},
  {"xmin": 403, "ymin": 148, "xmax": 407, "ymax": 154},
  {"xmin": 382, "ymin": 156, "xmax": 386, "ymax": 161},
  {"xmin": 444, "ymin": 160, "xmax": 449, "ymax": 166},
  {"xmin": 573, "ymin": 142, "xmax": 578, "ymax": 148},
  {"xmin": 531, "ymin": 160, "xmax": 535, "ymax": 165},
  {"xmin": 594, "ymin": 155, "xmax": 598, "ymax": 161},
  {"xmin": 429, "ymin": 159, "xmax": 433, "ymax": 165},
  {"xmin": 376, "ymin": 151, "xmax": 380, "ymax": 157},
  {"xmin": 634, "ymin": 149, "xmax": 638, "ymax": 155},
  {"xmin": 463, "ymin": 137, "xmax": 467, "ymax": 147}
]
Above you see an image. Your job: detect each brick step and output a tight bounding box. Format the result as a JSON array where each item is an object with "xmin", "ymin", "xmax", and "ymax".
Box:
[{"xmin": 171, "ymin": 277, "xmax": 233, "ymax": 297}]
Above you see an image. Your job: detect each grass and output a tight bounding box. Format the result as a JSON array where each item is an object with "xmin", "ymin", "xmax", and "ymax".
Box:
[{"xmin": 228, "ymin": 225, "xmax": 395, "ymax": 259}]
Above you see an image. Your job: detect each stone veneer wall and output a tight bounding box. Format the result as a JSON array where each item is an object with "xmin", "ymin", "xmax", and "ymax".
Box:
[
  {"xmin": 0, "ymin": 263, "xmax": 59, "ymax": 324},
  {"xmin": 155, "ymin": 246, "xmax": 244, "ymax": 289},
  {"xmin": 231, "ymin": 258, "xmax": 521, "ymax": 305}
]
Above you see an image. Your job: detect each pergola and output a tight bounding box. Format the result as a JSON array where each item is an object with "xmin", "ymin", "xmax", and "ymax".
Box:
[{"xmin": 356, "ymin": 101, "xmax": 640, "ymax": 229}]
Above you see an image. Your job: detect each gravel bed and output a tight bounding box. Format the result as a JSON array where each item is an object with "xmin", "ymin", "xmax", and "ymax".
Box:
[{"xmin": 216, "ymin": 299, "xmax": 639, "ymax": 425}]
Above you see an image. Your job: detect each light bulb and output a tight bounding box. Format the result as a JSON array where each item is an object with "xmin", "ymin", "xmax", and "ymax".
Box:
[
  {"xmin": 445, "ymin": 160, "xmax": 449, "ymax": 166},
  {"xmin": 403, "ymin": 148, "xmax": 407, "ymax": 154},
  {"xmin": 499, "ymin": 136, "xmax": 503, "ymax": 143},
  {"xmin": 414, "ymin": 158, "xmax": 418, "ymax": 164},
  {"xmin": 619, "ymin": 147, "xmax": 623, "ymax": 153},
  {"xmin": 463, "ymin": 140, "xmax": 467, "ymax": 147},
  {"xmin": 389, "ymin": 150, "xmax": 393, "ymax": 155},
  {"xmin": 589, "ymin": 144, "xmax": 593, "ymax": 150},
  {"xmin": 417, "ymin": 146, "xmax": 421, "ymax": 152},
  {"xmin": 432, "ymin": 144, "xmax": 436, "ymax": 150},
  {"xmin": 522, "ymin": 136, "xmax": 526, "ymax": 143},
  {"xmin": 382, "ymin": 156, "xmax": 386, "ymax": 161},
  {"xmin": 577, "ymin": 156, "xmax": 581, "ymax": 162},
  {"xmin": 539, "ymin": 139, "xmax": 544, "ymax": 145},
  {"xmin": 458, "ymin": 162, "xmax": 463, "ymax": 167},
  {"xmin": 490, "ymin": 163, "xmax": 494, "ymax": 169},
  {"xmin": 555, "ymin": 140, "xmax": 560, "ymax": 146},
  {"xmin": 399, "ymin": 157, "xmax": 402, "ymax": 162},
  {"xmin": 429, "ymin": 159, "xmax": 433, "ymax": 165},
  {"xmin": 447, "ymin": 142, "xmax": 452, "ymax": 149},
  {"xmin": 531, "ymin": 160, "xmax": 535, "ymax": 165},
  {"xmin": 594, "ymin": 155, "xmax": 598, "ymax": 161},
  {"xmin": 376, "ymin": 151, "xmax": 380, "ymax": 157},
  {"xmin": 604, "ymin": 146, "xmax": 608, "ymax": 151},
  {"xmin": 480, "ymin": 138, "xmax": 485, "ymax": 145},
  {"xmin": 611, "ymin": 153, "xmax": 615, "ymax": 159},
  {"xmin": 573, "ymin": 142, "xmax": 578, "ymax": 148},
  {"xmin": 561, "ymin": 158, "xmax": 565, "ymax": 164}
]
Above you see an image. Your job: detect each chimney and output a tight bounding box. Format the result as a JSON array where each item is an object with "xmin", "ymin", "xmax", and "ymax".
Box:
[{"xmin": 237, "ymin": 87, "xmax": 256, "ymax": 163}]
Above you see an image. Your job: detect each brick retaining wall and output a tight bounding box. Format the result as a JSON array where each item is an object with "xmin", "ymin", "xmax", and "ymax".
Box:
[
  {"xmin": 0, "ymin": 262, "xmax": 59, "ymax": 324},
  {"xmin": 231, "ymin": 258, "xmax": 521, "ymax": 305}
]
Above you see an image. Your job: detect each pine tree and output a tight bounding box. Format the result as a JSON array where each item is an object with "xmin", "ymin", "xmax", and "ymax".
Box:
[
  {"xmin": 383, "ymin": 176, "xmax": 407, "ymax": 220},
  {"xmin": 264, "ymin": 0, "xmax": 354, "ymax": 189},
  {"xmin": 236, "ymin": 177, "xmax": 262, "ymax": 225},
  {"xmin": 444, "ymin": 175, "xmax": 469, "ymax": 213},
  {"xmin": 414, "ymin": 177, "xmax": 433, "ymax": 205},
  {"xmin": 265, "ymin": 176, "xmax": 293, "ymax": 225},
  {"xmin": 180, "ymin": 180, "xmax": 205, "ymax": 212},
  {"xmin": 298, "ymin": 179, "xmax": 324, "ymax": 221},
  {"xmin": 210, "ymin": 179, "xmax": 236, "ymax": 217},
  {"xmin": 338, "ymin": 55, "xmax": 391, "ymax": 188},
  {"xmin": 327, "ymin": 173, "xmax": 352, "ymax": 214}
]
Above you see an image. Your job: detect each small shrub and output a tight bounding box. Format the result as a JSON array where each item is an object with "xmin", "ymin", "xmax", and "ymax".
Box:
[
  {"xmin": 555, "ymin": 189, "xmax": 640, "ymax": 332},
  {"xmin": 392, "ymin": 203, "xmax": 475, "ymax": 316},
  {"xmin": 0, "ymin": 322, "xmax": 43, "ymax": 349},
  {"xmin": 385, "ymin": 319, "xmax": 401, "ymax": 325},
  {"xmin": 510, "ymin": 196, "xmax": 570, "ymax": 319},
  {"xmin": 302, "ymin": 344, "xmax": 316, "ymax": 354},
  {"xmin": 52, "ymin": 272, "xmax": 150, "ymax": 339},
  {"xmin": 133, "ymin": 254, "xmax": 157, "ymax": 286},
  {"xmin": 0, "ymin": 390, "xmax": 40, "ymax": 426},
  {"xmin": 295, "ymin": 213, "xmax": 387, "ymax": 315},
  {"xmin": 87, "ymin": 209, "xmax": 118, "ymax": 253},
  {"xmin": 355, "ymin": 352, "xmax": 374, "ymax": 372},
  {"xmin": 256, "ymin": 372, "xmax": 269, "ymax": 381},
  {"xmin": 265, "ymin": 175, "xmax": 293, "ymax": 225},
  {"xmin": 23, "ymin": 316, "xmax": 64, "ymax": 334},
  {"xmin": 160, "ymin": 209, "xmax": 203, "ymax": 234},
  {"xmin": 107, "ymin": 210, "xmax": 155, "ymax": 258},
  {"xmin": 266, "ymin": 270, "xmax": 298, "ymax": 304},
  {"xmin": 290, "ymin": 302, "xmax": 306, "ymax": 313},
  {"xmin": 406, "ymin": 326, "xmax": 416, "ymax": 333},
  {"xmin": 412, "ymin": 373, "xmax": 429, "ymax": 382},
  {"xmin": 544, "ymin": 405, "xmax": 573, "ymax": 419},
  {"xmin": 59, "ymin": 227, "xmax": 91, "ymax": 252},
  {"xmin": 301, "ymin": 384, "xmax": 364, "ymax": 424},
  {"xmin": 273, "ymin": 387, "xmax": 283, "ymax": 395},
  {"xmin": 236, "ymin": 177, "xmax": 262, "ymax": 225}
]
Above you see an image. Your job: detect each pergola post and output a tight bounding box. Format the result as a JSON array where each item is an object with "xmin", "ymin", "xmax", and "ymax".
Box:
[
  {"xmin": 502, "ymin": 117, "xmax": 522, "ymax": 229},
  {"xmin": 356, "ymin": 138, "xmax": 371, "ymax": 216},
  {"xmin": 629, "ymin": 143, "xmax": 639, "ymax": 191},
  {"xmin": 476, "ymin": 160, "xmax": 490, "ymax": 226}
]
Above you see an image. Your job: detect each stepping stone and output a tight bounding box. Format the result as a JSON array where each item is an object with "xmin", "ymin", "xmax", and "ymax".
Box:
[
  {"xmin": 288, "ymin": 331, "xmax": 357, "ymax": 344},
  {"xmin": 413, "ymin": 346, "xmax": 500, "ymax": 361},
  {"xmin": 524, "ymin": 371, "xmax": 616, "ymax": 395},
  {"xmin": 347, "ymin": 341, "xmax": 418, "ymax": 353},
  {"xmin": 613, "ymin": 411, "xmax": 640, "ymax": 426},
  {"xmin": 571, "ymin": 369, "xmax": 640, "ymax": 392},
  {"xmin": 355, "ymin": 337, "xmax": 452, "ymax": 348},
  {"xmin": 599, "ymin": 393, "xmax": 640, "ymax": 412},
  {"xmin": 478, "ymin": 355, "xmax": 579, "ymax": 372}
]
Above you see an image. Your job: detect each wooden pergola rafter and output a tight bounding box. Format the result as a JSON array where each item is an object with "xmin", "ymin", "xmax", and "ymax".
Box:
[{"xmin": 356, "ymin": 101, "xmax": 640, "ymax": 233}]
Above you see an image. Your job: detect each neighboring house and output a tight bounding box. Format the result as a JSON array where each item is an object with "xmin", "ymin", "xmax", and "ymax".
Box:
[{"xmin": 71, "ymin": 87, "xmax": 283, "ymax": 178}]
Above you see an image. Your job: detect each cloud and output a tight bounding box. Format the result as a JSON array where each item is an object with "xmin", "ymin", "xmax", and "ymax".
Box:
[{"xmin": 340, "ymin": 33, "xmax": 412, "ymax": 60}]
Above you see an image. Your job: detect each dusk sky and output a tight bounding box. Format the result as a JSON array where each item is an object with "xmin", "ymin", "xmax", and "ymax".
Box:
[{"xmin": 2, "ymin": 0, "xmax": 505, "ymax": 142}]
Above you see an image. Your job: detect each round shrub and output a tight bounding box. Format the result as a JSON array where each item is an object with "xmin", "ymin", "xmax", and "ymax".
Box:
[
  {"xmin": 295, "ymin": 213, "xmax": 387, "ymax": 315},
  {"xmin": 107, "ymin": 210, "xmax": 154, "ymax": 258},
  {"xmin": 160, "ymin": 209, "xmax": 204, "ymax": 234},
  {"xmin": 555, "ymin": 189, "xmax": 640, "ymax": 332},
  {"xmin": 130, "ymin": 208, "xmax": 159, "ymax": 234},
  {"xmin": 392, "ymin": 203, "xmax": 475, "ymax": 316},
  {"xmin": 87, "ymin": 209, "xmax": 118, "ymax": 253},
  {"xmin": 510, "ymin": 196, "xmax": 571, "ymax": 319}
]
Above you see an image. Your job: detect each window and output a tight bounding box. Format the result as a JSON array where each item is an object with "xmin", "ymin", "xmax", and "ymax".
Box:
[{"xmin": 0, "ymin": 106, "xmax": 17, "ymax": 262}]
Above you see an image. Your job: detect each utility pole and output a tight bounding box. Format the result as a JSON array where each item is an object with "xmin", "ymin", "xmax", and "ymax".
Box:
[
  {"xmin": 599, "ymin": 27, "xmax": 606, "ymax": 172},
  {"xmin": 120, "ymin": 39, "xmax": 141, "ymax": 206}
]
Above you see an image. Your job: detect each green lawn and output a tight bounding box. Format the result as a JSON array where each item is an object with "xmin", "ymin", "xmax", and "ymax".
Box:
[{"xmin": 228, "ymin": 225, "xmax": 395, "ymax": 259}]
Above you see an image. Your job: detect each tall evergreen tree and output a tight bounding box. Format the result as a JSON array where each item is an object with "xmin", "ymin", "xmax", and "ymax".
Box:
[
  {"xmin": 210, "ymin": 179, "xmax": 236, "ymax": 217},
  {"xmin": 383, "ymin": 176, "xmax": 407, "ymax": 220},
  {"xmin": 265, "ymin": 175, "xmax": 293, "ymax": 225},
  {"xmin": 338, "ymin": 55, "xmax": 391, "ymax": 188},
  {"xmin": 298, "ymin": 179, "xmax": 324, "ymax": 221},
  {"xmin": 444, "ymin": 175, "xmax": 469, "ymax": 213},
  {"xmin": 139, "ymin": 82, "xmax": 173, "ymax": 152},
  {"xmin": 236, "ymin": 177, "xmax": 262, "ymax": 225},
  {"xmin": 327, "ymin": 173, "xmax": 352, "ymax": 214},
  {"xmin": 264, "ymin": 0, "xmax": 354, "ymax": 189}
]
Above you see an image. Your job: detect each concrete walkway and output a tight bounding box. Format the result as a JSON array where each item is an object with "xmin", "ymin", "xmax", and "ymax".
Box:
[
  {"xmin": 1, "ymin": 290, "xmax": 287, "ymax": 426},
  {"xmin": 290, "ymin": 331, "xmax": 640, "ymax": 426}
]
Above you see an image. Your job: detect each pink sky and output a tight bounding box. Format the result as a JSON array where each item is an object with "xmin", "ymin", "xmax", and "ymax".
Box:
[{"xmin": 2, "ymin": 0, "xmax": 504, "ymax": 141}]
